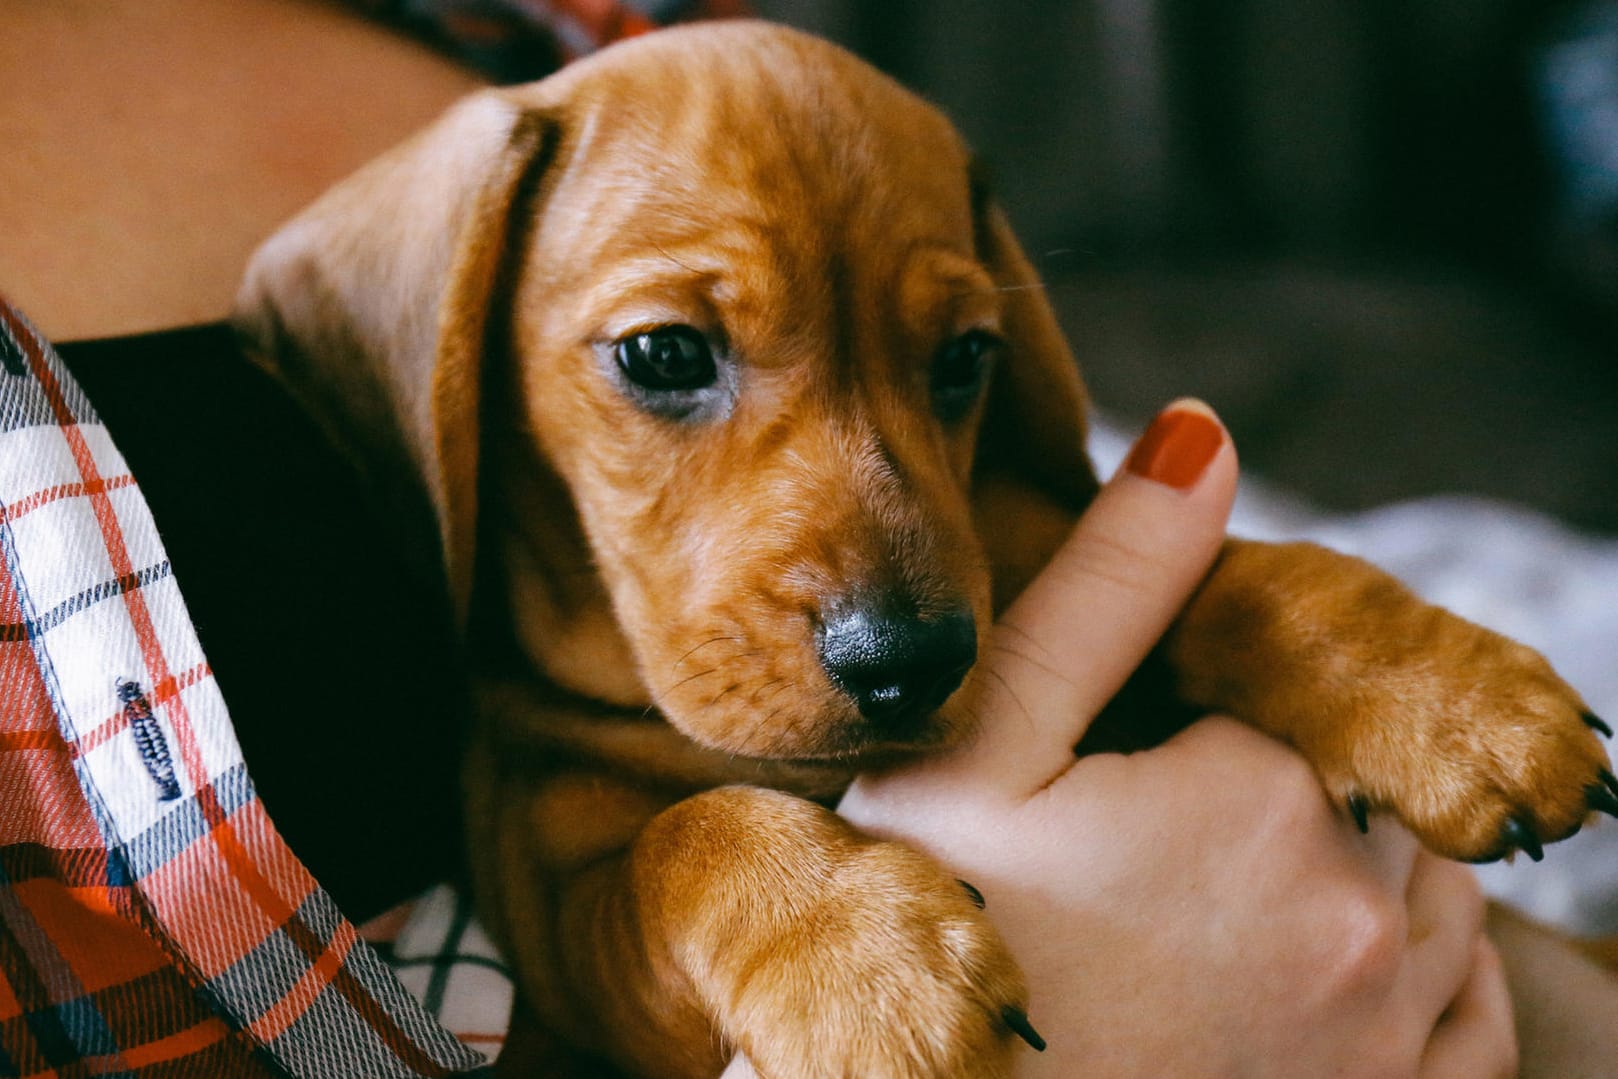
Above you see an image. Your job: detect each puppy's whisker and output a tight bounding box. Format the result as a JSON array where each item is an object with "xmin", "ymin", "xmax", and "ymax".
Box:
[
  {"xmin": 988, "ymin": 641, "xmax": 1070, "ymax": 689},
  {"xmin": 673, "ymin": 635, "xmax": 745, "ymax": 670},
  {"xmin": 993, "ymin": 622, "xmax": 1063, "ymax": 676},
  {"xmin": 653, "ymin": 242, "xmax": 701, "ymax": 275},
  {"xmin": 707, "ymin": 681, "xmax": 746, "ymax": 708},
  {"xmin": 980, "ymin": 666, "xmax": 1034, "ymax": 728},
  {"xmin": 945, "ymin": 281, "xmax": 1049, "ymax": 303},
  {"xmin": 669, "ymin": 666, "xmax": 721, "ymax": 693},
  {"xmin": 752, "ymin": 678, "xmax": 787, "ymax": 706}
]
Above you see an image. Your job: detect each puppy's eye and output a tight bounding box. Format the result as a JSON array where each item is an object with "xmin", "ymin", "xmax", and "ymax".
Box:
[
  {"xmin": 614, "ymin": 326, "xmax": 717, "ymax": 392},
  {"xmin": 931, "ymin": 330, "xmax": 999, "ymax": 421}
]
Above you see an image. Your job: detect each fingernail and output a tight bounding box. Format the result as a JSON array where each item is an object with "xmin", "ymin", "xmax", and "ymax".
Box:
[{"xmin": 1124, "ymin": 399, "xmax": 1224, "ymax": 490}]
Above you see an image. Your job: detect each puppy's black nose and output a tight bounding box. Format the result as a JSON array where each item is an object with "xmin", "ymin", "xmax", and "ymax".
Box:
[{"xmin": 816, "ymin": 601, "xmax": 977, "ymax": 732}]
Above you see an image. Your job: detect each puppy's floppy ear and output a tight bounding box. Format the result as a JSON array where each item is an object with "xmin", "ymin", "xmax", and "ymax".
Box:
[
  {"xmin": 236, "ymin": 91, "xmax": 555, "ymax": 625},
  {"xmin": 970, "ymin": 175, "xmax": 1100, "ymax": 609}
]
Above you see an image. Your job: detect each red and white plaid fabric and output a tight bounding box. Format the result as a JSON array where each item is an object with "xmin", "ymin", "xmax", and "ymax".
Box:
[{"xmin": 0, "ymin": 300, "xmax": 494, "ymax": 1077}]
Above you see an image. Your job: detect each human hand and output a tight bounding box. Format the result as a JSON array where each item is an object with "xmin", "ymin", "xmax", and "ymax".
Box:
[{"xmin": 832, "ymin": 399, "xmax": 1516, "ymax": 1077}]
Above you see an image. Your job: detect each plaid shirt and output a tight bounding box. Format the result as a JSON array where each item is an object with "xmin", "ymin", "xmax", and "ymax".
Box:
[
  {"xmin": 0, "ymin": 6, "xmax": 747, "ymax": 1076},
  {"xmin": 1, "ymin": 301, "xmax": 501, "ymax": 1076}
]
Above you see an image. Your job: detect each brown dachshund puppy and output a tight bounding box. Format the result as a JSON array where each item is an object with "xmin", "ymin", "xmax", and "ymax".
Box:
[{"xmin": 236, "ymin": 21, "xmax": 1614, "ymax": 1078}]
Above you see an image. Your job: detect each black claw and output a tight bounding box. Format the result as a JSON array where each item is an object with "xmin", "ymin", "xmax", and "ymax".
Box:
[
  {"xmin": 958, "ymin": 879, "xmax": 986, "ymax": 909},
  {"xmin": 1502, "ymin": 816, "xmax": 1544, "ymax": 862},
  {"xmin": 1001, "ymin": 1006, "xmax": 1046, "ymax": 1053},
  {"xmin": 1588, "ymin": 783, "xmax": 1618, "ymax": 820},
  {"xmin": 1601, "ymin": 768, "xmax": 1618, "ymax": 800},
  {"xmin": 1346, "ymin": 794, "xmax": 1370, "ymax": 834},
  {"xmin": 1585, "ymin": 712, "xmax": 1613, "ymax": 738}
]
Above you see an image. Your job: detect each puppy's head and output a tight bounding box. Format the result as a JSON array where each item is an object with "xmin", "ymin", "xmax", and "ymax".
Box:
[{"xmin": 238, "ymin": 22, "xmax": 1096, "ymax": 763}]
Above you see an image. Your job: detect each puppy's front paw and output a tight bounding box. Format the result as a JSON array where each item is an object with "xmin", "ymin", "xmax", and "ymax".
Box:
[
  {"xmin": 724, "ymin": 845, "xmax": 1029, "ymax": 1079},
  {"xmin": 644, "ymin": 788, "xmax": 1030, "ymax": 1079},
  {"xmin": 1319, "ymin": 611, "xmax": 1614, "ymax": 864},
  {"xmin": 1173, "ymin": 541, "xmax": 1615, "ymax": 867}
]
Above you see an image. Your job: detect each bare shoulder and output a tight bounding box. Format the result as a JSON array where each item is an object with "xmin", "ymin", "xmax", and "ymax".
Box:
[{"xmin": 0, "ymin": 0, "xmax": 483, "ymax": 341}]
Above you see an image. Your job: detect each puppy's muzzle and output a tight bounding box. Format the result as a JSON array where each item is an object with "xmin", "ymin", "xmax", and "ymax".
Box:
[{"xmin": 816, "ymin": 597, "xmax": 977, "ymax": 737}]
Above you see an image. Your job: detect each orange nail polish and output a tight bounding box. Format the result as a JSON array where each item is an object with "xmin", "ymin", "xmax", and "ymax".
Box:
[{"xmin": 1124, "ymin": 402, "xmax": 1224, "ymax": 489}]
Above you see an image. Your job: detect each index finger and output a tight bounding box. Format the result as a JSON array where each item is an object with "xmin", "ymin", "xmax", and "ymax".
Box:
[{"xmin": 943, "ymin": 400, "xmax": 1238, "ymax": 795}]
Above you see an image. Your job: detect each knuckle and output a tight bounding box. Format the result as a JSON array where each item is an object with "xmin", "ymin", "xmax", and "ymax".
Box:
[
  {"xmin": 1275, "ymin": 753, "xmax": 1332, "ymax": 811},
  {"xmin": 1320, "ymin": 883, "xmax": 1407, "ymax": 993},
  {"xmin": 1053, "ymin": 527, "xmax": 1163, "ymax": 600},
  {"xmin": 1258, "ymin": 754, "xmax": 1337, "ymax": 838}
]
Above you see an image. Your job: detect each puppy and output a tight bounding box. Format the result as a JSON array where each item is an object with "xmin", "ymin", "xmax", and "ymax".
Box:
[{"xmin": 235, "ymin": 21, "xmax": 1614, "ymax": 1078}]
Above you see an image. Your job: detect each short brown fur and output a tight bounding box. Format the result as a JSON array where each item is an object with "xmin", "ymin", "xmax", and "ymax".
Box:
[{"xmin": 236, "ymin": 22, "xmax": 1611, "ymax": 1078}]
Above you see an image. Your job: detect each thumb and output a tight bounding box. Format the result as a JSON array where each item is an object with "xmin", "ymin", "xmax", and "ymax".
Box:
[{"xmin": 953, "ymin": 398, "xmax": 1239, "ymax": 796}]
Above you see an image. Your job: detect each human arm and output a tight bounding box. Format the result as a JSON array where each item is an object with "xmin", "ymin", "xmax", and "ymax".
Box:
[{"xmin": 0, "ymin": 0, "xmax": 486, "ymax": 341}]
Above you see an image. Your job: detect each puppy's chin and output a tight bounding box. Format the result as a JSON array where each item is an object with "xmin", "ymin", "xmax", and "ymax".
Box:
[{"xmin": 658, "ymin": 685, "xmax": 980, "ymax": 766}]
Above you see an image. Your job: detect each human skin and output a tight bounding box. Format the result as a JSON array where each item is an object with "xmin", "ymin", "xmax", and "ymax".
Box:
[{"xmin": 0, "ymin": 0, "xmax": 483, "ymax": 342}]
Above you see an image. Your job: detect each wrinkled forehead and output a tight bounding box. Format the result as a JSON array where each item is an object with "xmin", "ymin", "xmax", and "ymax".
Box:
[{"xmin": 534, "ymin": 27, "xmax": 978, "ymax": 268}]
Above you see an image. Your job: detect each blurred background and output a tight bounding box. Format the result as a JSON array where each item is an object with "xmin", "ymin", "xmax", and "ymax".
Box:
[{"xmin": 755, "ymin": 0, "xmax": 1618, "ymax": 533}]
